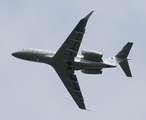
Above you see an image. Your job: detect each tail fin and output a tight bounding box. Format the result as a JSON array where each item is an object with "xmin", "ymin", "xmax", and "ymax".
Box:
[{"xmin": 115, "ymin": 42, "xmax": 133, "ymax": 77}]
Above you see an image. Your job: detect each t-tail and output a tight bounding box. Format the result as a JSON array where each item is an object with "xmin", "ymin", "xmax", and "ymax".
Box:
[
  {"xmin": 115, "ymin": 42, "xmax": 133, "ymax": 77},
  {"xmin": 105, "ymin": 42, "xmax": 133, "ymax": 77}
]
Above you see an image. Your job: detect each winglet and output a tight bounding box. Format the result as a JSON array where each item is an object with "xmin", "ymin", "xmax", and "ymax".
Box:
[
  {"xmin": 85, "ymin": 109, "xmax": 91, "ymax": 112},
  {"xmin": 83, "ymin": 11, "xmax": 94, "ymax": 20}
]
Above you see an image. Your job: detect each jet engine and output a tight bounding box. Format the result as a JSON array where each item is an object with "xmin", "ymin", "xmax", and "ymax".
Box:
[
  {"xmin": 81, "ymin": 49, "xmax": 103, "ymax": 61},
  {"xmin": 81, "ymin": 69, "xmax": 102, "ymax": 74}
]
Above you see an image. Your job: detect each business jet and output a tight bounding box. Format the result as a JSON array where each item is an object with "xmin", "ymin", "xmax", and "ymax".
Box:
[{"xmin": 12, "ymin": 11, "xmax": 133, "ymax": 109}]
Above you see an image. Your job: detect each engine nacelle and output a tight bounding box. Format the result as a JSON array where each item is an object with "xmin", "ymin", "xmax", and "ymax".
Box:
[
  {"xmin": 82, "ymin": 49, "xmax": 103, "ymax": 58},
  {"xmin": 81, "ymin": 69, "xmax": 102, "ymax": 74}
]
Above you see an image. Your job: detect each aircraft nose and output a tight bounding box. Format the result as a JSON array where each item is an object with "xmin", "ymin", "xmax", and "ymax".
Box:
[
  {"xmin": 12, "ymin": 52, "xmax": 16, "ymax": 57},
  {"xmin": 12, "ymin": 52, "xmax": 19, "ymax": 57},
  {"xmin": 11, "ymin": 51, "xmax": 24, "ymax": 58}
]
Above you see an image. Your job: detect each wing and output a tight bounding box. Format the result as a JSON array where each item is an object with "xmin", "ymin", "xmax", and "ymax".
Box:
[
  {"xmin": 53, "ymin": 11, "xmax": 93, "ymax": 62},
  {"xmin": 54, "ymin": 67, "xmax": 86, "ymax": 109},
  {"xmin": 52, "ymin": 11, "xmax": 93, "ymax": 109}
]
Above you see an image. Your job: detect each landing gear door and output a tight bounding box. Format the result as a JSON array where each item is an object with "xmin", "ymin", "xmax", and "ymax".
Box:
[{"xmin": 33, "ymin": 49, "xmax": 37, "ymax": 56}]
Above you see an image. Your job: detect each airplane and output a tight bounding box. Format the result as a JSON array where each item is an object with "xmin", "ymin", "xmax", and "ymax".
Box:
[{"xmin": 12, "ymin": 11, "xmax": 133, "ymax": 110}]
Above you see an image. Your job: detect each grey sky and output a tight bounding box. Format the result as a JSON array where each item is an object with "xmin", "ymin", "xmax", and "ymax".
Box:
[{"xmin": 0, "ymin": 0, "xmax": 146, "ymax": 120}]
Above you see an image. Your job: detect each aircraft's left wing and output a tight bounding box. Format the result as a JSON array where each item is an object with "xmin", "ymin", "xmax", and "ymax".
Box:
[
  {"xmin": 53, "ymin": 11, "xmax": 93, "ymax": 62},
  {"xmin": 54, "ymin": 67, "xmax": 86, "ymax": 109}
]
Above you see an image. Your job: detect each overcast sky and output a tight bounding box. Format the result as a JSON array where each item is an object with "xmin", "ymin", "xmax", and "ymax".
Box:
[{"xmin": 1, "ymin": 0, "xmax": 146, "ymax": 120}]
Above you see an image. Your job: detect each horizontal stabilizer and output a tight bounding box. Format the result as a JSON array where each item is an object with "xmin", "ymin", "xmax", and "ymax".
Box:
[
  {"xmin": 113, "ymin": 42, "xmax": 133, "ymax": 77},
  {"xmin": 119, "ymin": 60, "xmax": 132, "ymax": 77},
  {"xmin": 116, "ymin": 42, "xmax": 133, "ymax": 58}
]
